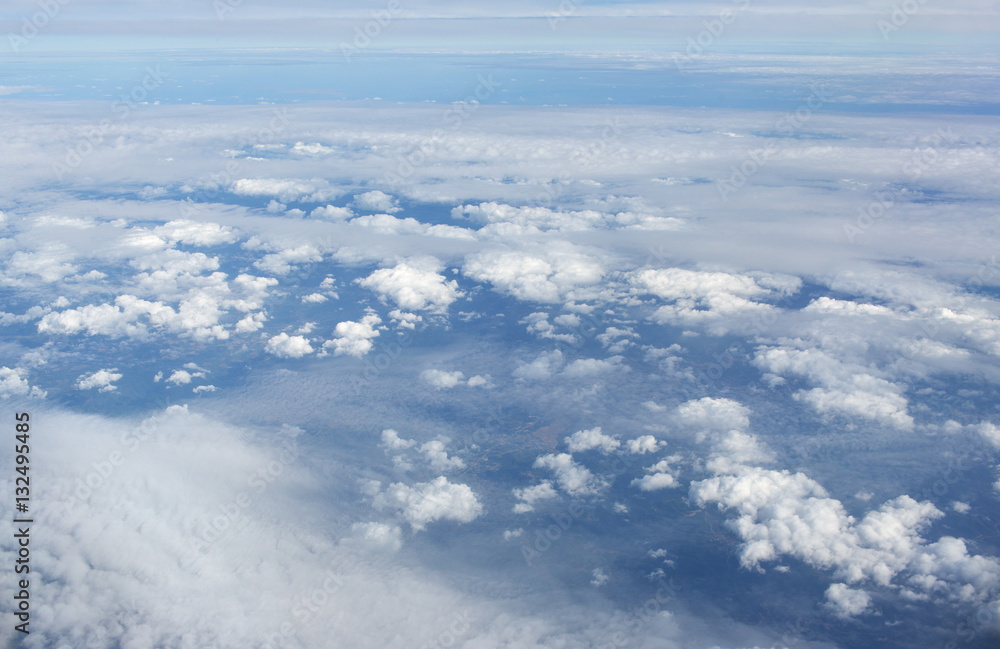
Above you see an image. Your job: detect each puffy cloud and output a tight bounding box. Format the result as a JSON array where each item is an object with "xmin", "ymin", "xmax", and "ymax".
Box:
[
  {"xmin": 512, "ymin": 481, "xmax": 559, "ymax": 513},
  {"xmin": 265, "ymin": 333, "xmax": 315, "ymax": 358},
  {"xmin": 565, "ymin": 427, "xmax": 620, "ymax": 454},
  {"xmin": 597, "ymin": 326, "xmax": 639, "ymax": 353},
  {"xmin": 754, "ymin": 346, "xmax": 913, "ymax": 430},
  {"xmin": 420, "ymin": 369, "xmax": 466, "ymax": 389},
  {"xmin": 389, "ymin": 309, "xmax": 422, "ymax": 330},
  {"xmin": 302, "ymin": 293, "xmax": 328, "ymax": 303},
  {"xmin": 349, "ymin": 522, "xmax": 402, "ymax": 553},
  {"xmin": 451, "ymin": 202, "xmax": 683, "ymax": 233},
  {"xmin": 825, "ymin": 584, "xmax": 871, "ymax": 619},
  {"xmin": 675, "ymin": 397, "xmax": 751, "ymax": 434},
  {"xmin": 420, "ymin": 440, "xmax": 465, "ymax": 471},
  {"xmin": 322, "ymin": 312, "xmax": 382, "ymax": 357},
  {"xmin": 533, "ymin": 453, "xmax": 602, "ymax": 496},
  {"xmin": 562, "ymin": 355, "xmax": 628, "ymax": 378},
  {"xmin": 380, "ymin": 428, "xmax": 416, "ymax": 450},
  {"xmin": 520, "ymin": 312, "xmax": 578, "ymax": 344},
  {"xmin": 231, "ymin": 274, "xmax": 278, "ymax": 312},
  {"xmin": 253, "ymin": 244, "xmax": 323, "ymax": 276},
  {"xmin": 234, "ymin": 311, "xmax": 267, "ymax": 333},
  {"xmin": 375, "ymin": 476, "xmax": 483, "ymax": 531},
  {"xmin": 230, "ymin": 177, "xmax": 340, "ymax": 203},
  {"xmin": 466, "ymin": 374, "xmax": 493, "ymax": 388},
  {"xmin": 75, "ymin": 369, "xmax": 122, "ymax": 393},
  {"xmin": 152, "ymin": 220, "xmax": 238, "ymax": 246},
  {"xmin": 977, "ymin": 422, "xmax": 1000, "ymax": 448},
  {"xmin": 706, "ymin": 430, "xmax": 773, "ymax": 474},
  {"xmin": 3, "ymin": 243, "xmax": 78, "ymax": 284},
  {"xmin": 166, "ymin": 370, "xmax": 194, "ymax": 385},
  {"xmin": 626, "ymin": 435, "xmax": 662, "ymax": 454},
  {"xmin": 351, "ymin": 190, "xmax": 401, "ymax": 213},
  {"xmin": 349, "ymin": 214, "xmax": 475, "ymax": 239},
  {"xmin": 0, "ymin": 367, "xmax": 35, "ymax": 399},
  {"xmin": 38, "ymin": 296, "xmax": 170, "ymax": 340},
  {"xmin": 357, "ymin": 259, "xmax": 464, "ymax": 313},
  {"xmin": 591, "ymin": 568, "xmax": 610, "ymax": 587},
  {"xmin": 512, "ymin": 349, "xmax": 564, "ymax": 381},
  {"xmin": 691, "ymin": 467, "xmax": 1000, "ymax": 605},
  {"xmin": 632, "ymin": 473, "xmax": 678, "ymax": 491},
  {"xmin": 310, "ymin": 205, "xmax": 354, "ymax": 220},
  {"xmin": 632, "ymin": 457, "xmax": 682, "ymax": 491},
  {"xmin": 631, "ymin": 268, "xmax": 799, "ymax": 335},
  {"xmin": 37, "ymin": 266, "xmax": 275, "ymax": 342},
  {"xmin": 463, "ymin": 246, "xmax": 605, "ymax": 304}
]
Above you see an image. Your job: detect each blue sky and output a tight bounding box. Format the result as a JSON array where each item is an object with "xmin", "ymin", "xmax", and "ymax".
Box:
[{"xmin": 1, "ymin": 2, "xmax": 1000, "ymax": 648}]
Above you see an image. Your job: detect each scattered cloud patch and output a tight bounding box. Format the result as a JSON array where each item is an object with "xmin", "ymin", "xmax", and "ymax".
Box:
[
  {"xmin": 75, "ymin": 369, "xmax": 123, "ymax": 393},
  {"xmin": 265, "ymin": 333, "xmax": 315, "ymax": 358}
]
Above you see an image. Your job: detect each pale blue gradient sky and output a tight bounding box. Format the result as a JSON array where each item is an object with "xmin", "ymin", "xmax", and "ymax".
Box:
[{"xmin": 2, "ymin": 0, "xmax": 998, "ymax": 53}]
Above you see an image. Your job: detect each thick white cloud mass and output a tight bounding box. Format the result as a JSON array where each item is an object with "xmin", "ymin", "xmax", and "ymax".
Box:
[
  {"xmin": 692, "ymin": 468, "xmax": 1000, "ymax": 606},
  {"xmin": 1, "ymin": 406, "xmax": 716, "ymax": 649}
]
